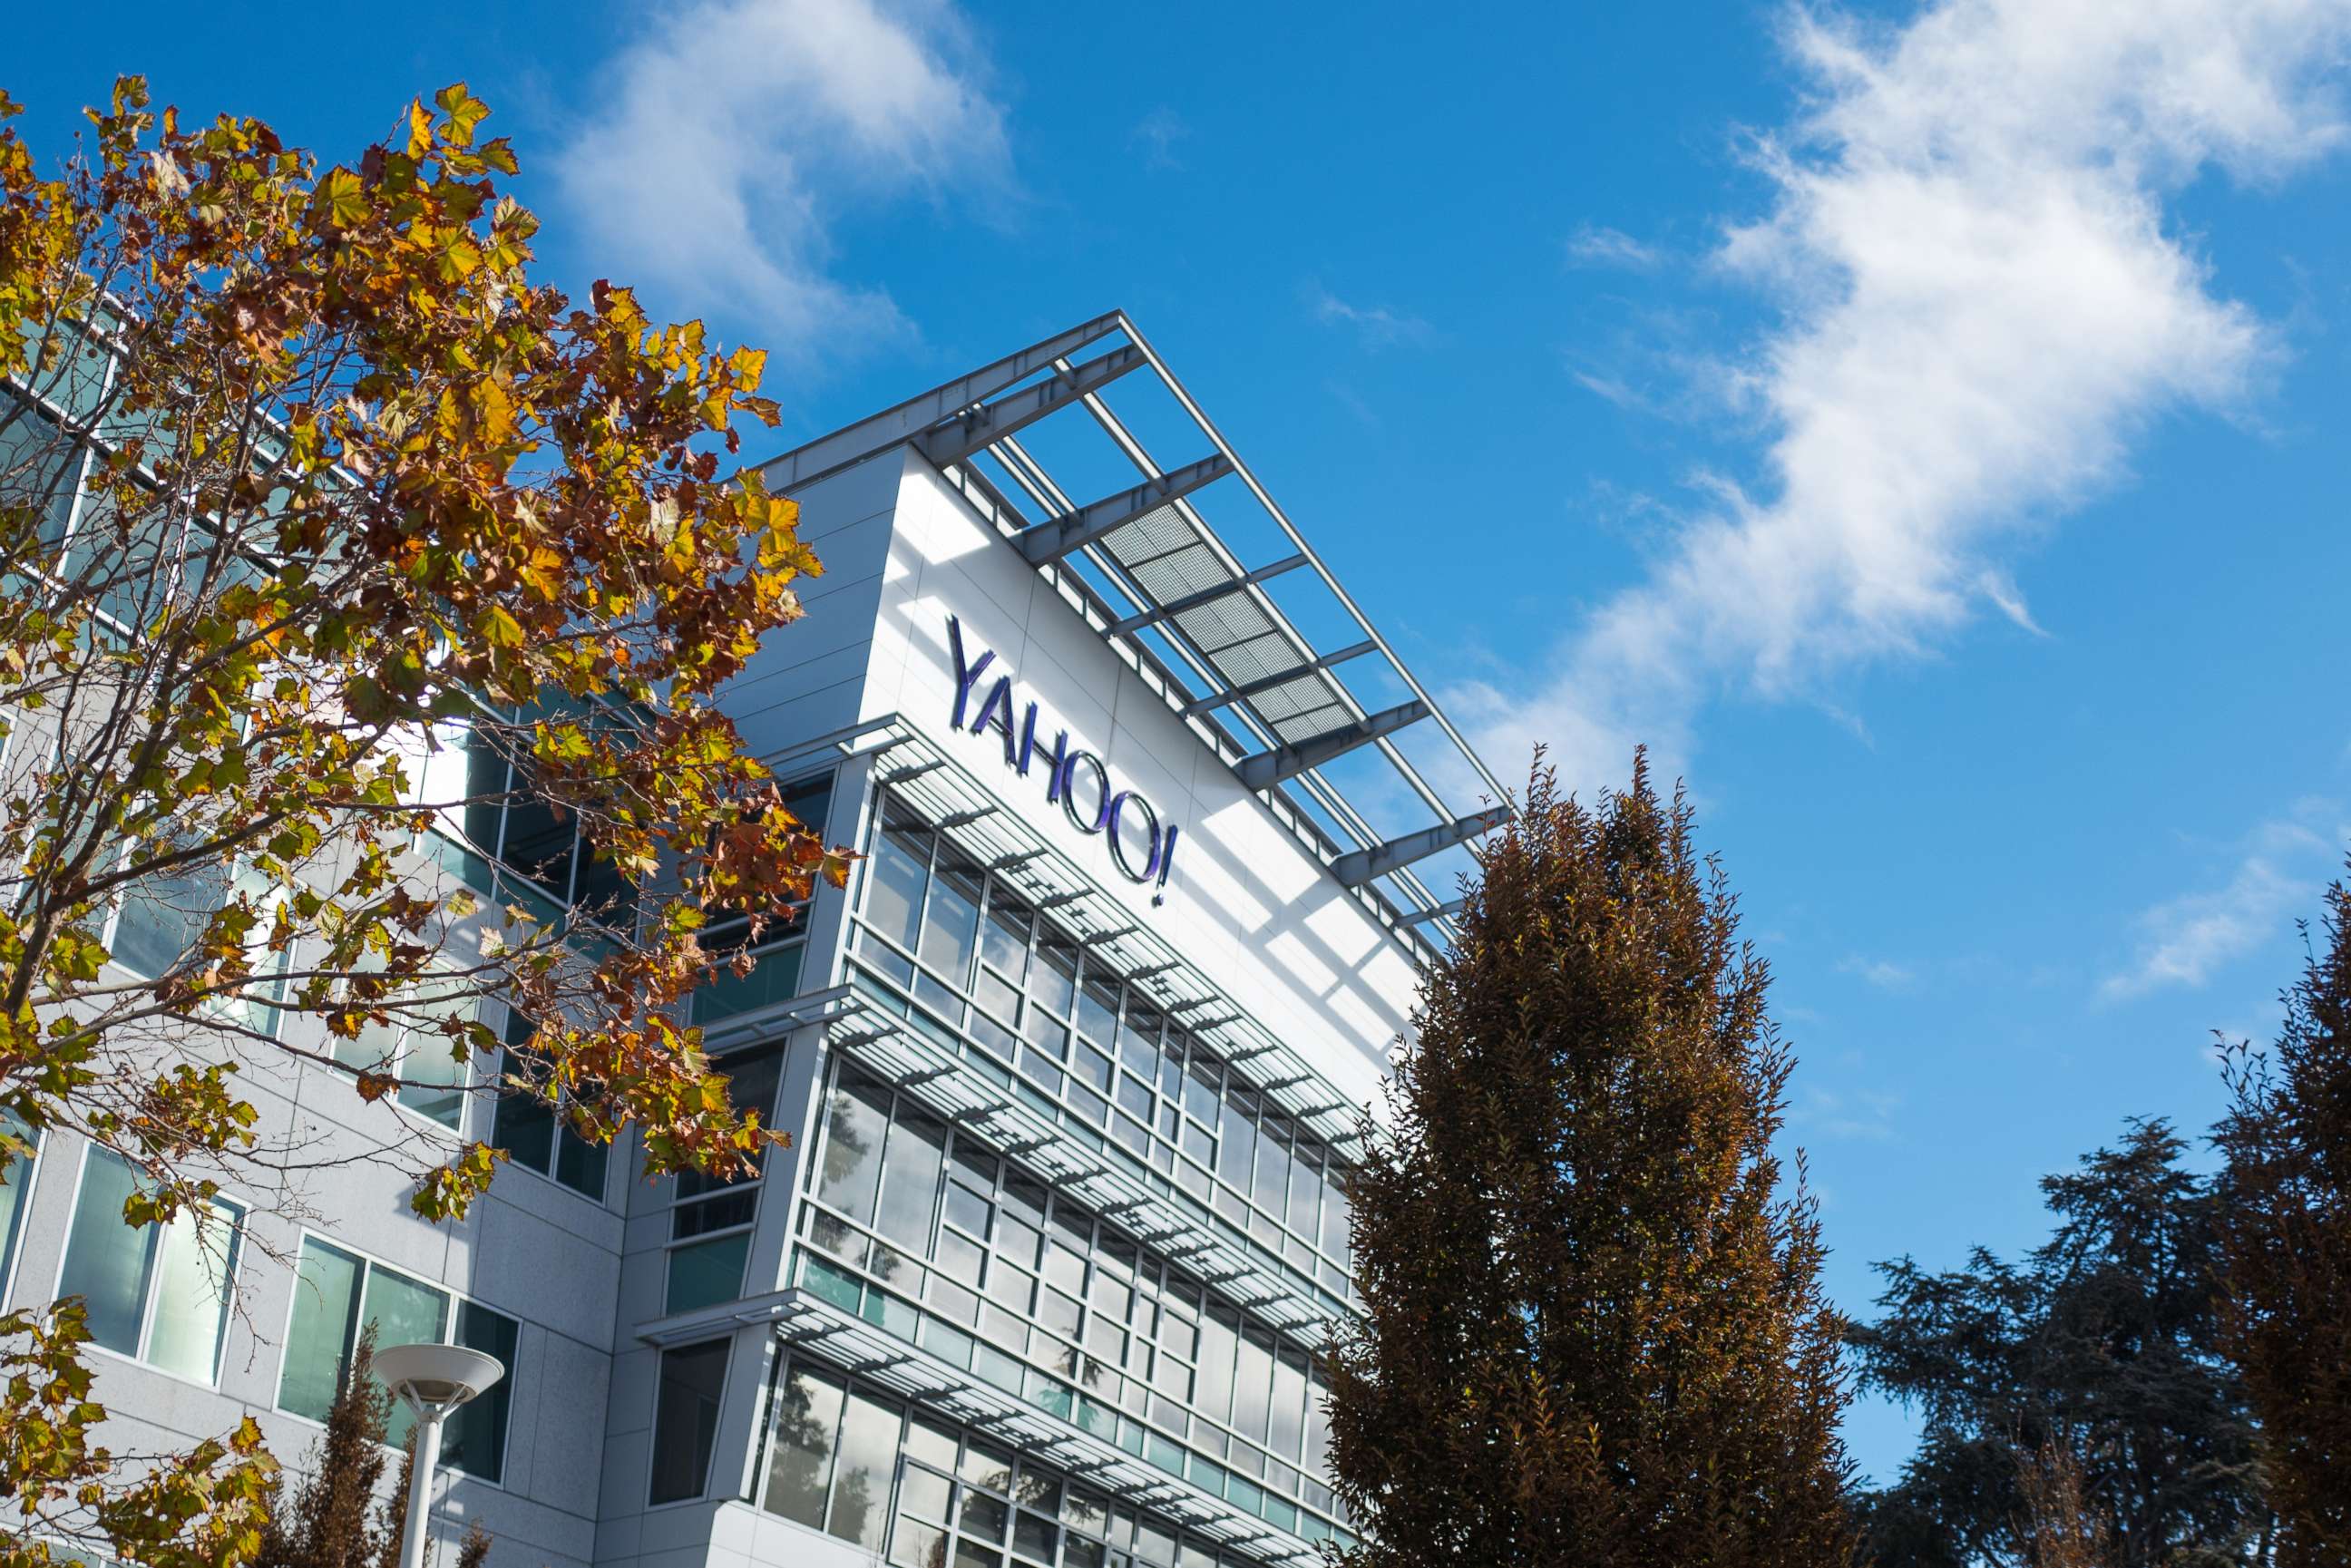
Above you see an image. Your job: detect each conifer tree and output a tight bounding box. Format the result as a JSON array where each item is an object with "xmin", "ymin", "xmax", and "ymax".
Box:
[
  {"xmin": 2216, "ymin": 862, "xmax": 2351, "ymax": 1564},
  {"xmin": 257, "ymin": 1329, "xmax": 496, "ymax": 1568},
  {"xmin": 258, "ymin": 1329, "xmax": 395, "ymax": 1568},
  {"xmin": 1326, "ymin": 755, "xmax": 1853, "ymax": 1566},
  {"xmin": 1850, "ymin": 1121, "xmax": 2260, "ymax": 1566}
]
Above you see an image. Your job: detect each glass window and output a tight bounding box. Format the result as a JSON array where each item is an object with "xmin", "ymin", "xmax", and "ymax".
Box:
[
  {"xmin": 649, "ymin": 1339, "xmax": 731, "ymax": 1504},
  {"xmin": 493, "ymin": 1009, "xmax": 609, "ymax": 1201},
  {"xmin": 110, "ymin": 858, "xmax": 230, "ymax": 982},
  {"xmin": 827, "ymin": 1386, "xmax": 902, "ymax": 1550},
  {"xmin": 873, "ymin": 1107, "xmax": 946, "ymax": 1254},
  {"xmin": 279, "ymin": 1239, "xmax": 364, "ymax": 1422},
  {"xmin": 815, "ymin": 1076, "xmax": 891, "ymax": 1225},
  {"xmin": 1233, "ymin": 1327, "xmax": 1273, "ymax": 1442},
  {"xmin": 762, "ymin": 1363, "xmax": 846, "ymax": 1526},
  {"xmin": 667, "ymin": 1044, "xmax": 785, "ymax": 1311},
  {"xmin": 696, "ymin": 772, "xmax": 834, "ymax": 1027},
  {"xmin": 918, "ymin": 859, "xmax": 983, "ymax": 982},
  {"xmin": 57, "ymin": 1147, "xmax": 241, "ymax": 1382},
  {"xmin": 1270, "ymin": 1349, "xmax": 1308, "ymax": 1461},
  {"xmin": 0, "ymin": 401, "xmax": 88, "ymax": 552},
  {"xmin": 274, "ymin": 1237, "xmax": 517, "ymax": 1482},
  {"xmin": 331, "ymin": 969, "xmax": 480, "ymax": 1131},
  {"xmin": 667, "ymin": 1232, "xmax": 754, "ymax": 1317},
  {"xmin": 863, "ymin": 823, "xmax": 931, "ymax": 953},
  {"xmin": 0, "ymin": 1113, "xmax": 37, "ymax": 1290},
  {"xmin": 448, "ymin": 1302, "xmax": 520, "ymax": 1478},
  {"xmin": 449, "ymin": 705, "xmax": 645, "ymax": 922}
]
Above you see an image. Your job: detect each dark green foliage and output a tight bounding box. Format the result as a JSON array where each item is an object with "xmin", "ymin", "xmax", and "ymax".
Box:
[
  {"xmin": 1851, "ymin": 1122, "xmax": 2264, "ymax": 1566},
  {"xmin": 2217, "ymin": 864, "xmax": 2351, "ymax": 1564},
  {"xmin": 1325, "ymin": 755, "xmax": 1854, "ymax": 1566}
]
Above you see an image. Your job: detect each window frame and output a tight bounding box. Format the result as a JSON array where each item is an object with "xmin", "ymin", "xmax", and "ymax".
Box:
[
  {"xmin": 488, "ymin": 1004, "xmax": 612, "ymax": 1206},
  {"xmin": 51, "ymin": 1140, "xmax": 248, "ymax": 1388},
  {"xmin": 0, "ymin": 1114, "xmax": 44, "ymax": 1312},
  {"xmin": 789, "ymin": 1058, "xmax": 1346, "ymax": 1538},
  {"xmin": 324, "ymin": 968, "xmax": 486, "ymax": 1137},
  {"xmin": 645, "ymin": 1336, "xmax": 737, "ymax": 1509},
  {"xmin": 746, "ymin": 1350, "xmax": 1285, "ymax": 1566},
  {"xmin": 269, "ymin": 1229, "xmax": 522, "ymax": 1488},
  {"xmin": 689, "ymin": 766, "xmax": 838, "ymax": 1031},
  {"xmin": 661, "ymin": 1040, "xmax": 787, "ymax": 1315},
  {"xmin": 844, "ymin": 791, "xmax": 1356, "ymax": 1307}
]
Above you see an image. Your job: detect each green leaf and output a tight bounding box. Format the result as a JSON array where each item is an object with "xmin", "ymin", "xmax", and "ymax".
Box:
[
  {"xmin": 317, "ymin": 167, "xmax": 367, "ymax": 229},
  {"xmin": 480, "ymin": 605, "xmax": 524, "ymax": 648}
]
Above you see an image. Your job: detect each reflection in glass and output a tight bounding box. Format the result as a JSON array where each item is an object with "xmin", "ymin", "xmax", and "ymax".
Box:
[
  {"xmin": 826, "ymin": 1386, "xmax": 903, "ymax": 1549},
  {"xmin": 764, "ymin": 1365, "xmax": 845, "ymax": 1526}
]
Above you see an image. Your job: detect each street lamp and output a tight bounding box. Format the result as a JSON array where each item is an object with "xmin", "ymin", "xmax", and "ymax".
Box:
[{"xmin": 373, "ymin": 1341, "xmax": 505, "ymax": 1568}]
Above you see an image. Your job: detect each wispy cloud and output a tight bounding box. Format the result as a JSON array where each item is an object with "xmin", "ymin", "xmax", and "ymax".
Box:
[
  {"xmin": 554, "ymin": 0, "xmax": 1011, "ymax": 354},
  {"xmin": 1464, "ymin": 0, "xmax": 2351, "ymax": 788},
  {"xmin": 1566, "ymin": 223, "xmax": 1663, "ymax": 270},
  {"xmin": 1308, "ymin": 286, "xmax": 1436, "ymax": 350},
  {"xmin": 1837, "ymin": 954, "xmax": 1915, "ymax": 990},
  {"xmin": 1791, "ymin": 1082, "xmax": 1905, "ymax": 1141},
  {"xmin": 2100, "ymin": 805, "xmax": 2345, "ymax": 1000},
  {"xmin": 1132, "ymin": 106, "xmax": 1190, "ymax": 171}
]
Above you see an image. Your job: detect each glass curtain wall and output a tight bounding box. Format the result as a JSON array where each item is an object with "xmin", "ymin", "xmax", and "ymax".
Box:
[
  {"xmin": 845, "ymin": 797, "xmax": 1355, "ymax": 1317},
  {"xmin": 749, "ymin": 1353, "xmax": 1289, "ymax": 1567},
  {"xmin": 790, "ymin": 1059, "xmax": 1343, "ymax": 1545}
]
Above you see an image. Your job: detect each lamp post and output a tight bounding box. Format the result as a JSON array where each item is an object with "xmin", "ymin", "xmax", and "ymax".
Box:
[{"xmin": 373, "ymin": 1342, "xmax": 505, "ymax": 1568}]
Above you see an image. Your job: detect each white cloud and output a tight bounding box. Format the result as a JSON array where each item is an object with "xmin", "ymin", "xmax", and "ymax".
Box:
[
  {"xmin": 1791, "ymin": 1082, "xmax": 1905, "ymax": 1141},
  {"xmin": 1308, "ymin": 286, "xmax": 1436, "ymax": 349},
  {"xmin": 1565, "ymin": 223, "xmax": 1663, "ymax": 269},
  {"xmin": 2100, "ymin": 806, "xmax": 2345, "ymax": 1000},
  {"xmin": 1132, "ymin": 106, "xmax": 1190, "ymax": 171},
  {"xmin": 1838, "ymin": 954, "xmax": 1915, "ymax": 989},
  {"xmin": 1467, "ymin": 0, "xmax": 2351, "ymax": 789},
  {"xmin": 554, "ymin": 0, "xmax": 1010, "ymax": 352}
]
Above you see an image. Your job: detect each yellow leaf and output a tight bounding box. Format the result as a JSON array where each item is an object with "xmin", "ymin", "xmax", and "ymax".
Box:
[{"xmin": 317, "ymin": 167, "xmax": 367, "ymax": 229}]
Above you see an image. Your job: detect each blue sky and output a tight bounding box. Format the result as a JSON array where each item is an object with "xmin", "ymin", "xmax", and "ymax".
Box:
[{"xmin": 14, "ymin": 0, "xmax": 2351, "ymax": 1485}]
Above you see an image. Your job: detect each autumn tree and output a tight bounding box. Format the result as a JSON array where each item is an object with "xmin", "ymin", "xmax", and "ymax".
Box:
[
  {"xmin": 1850, "ymin": 1122, "xmax": 2264, "ymax": 1568},
  {"xmin": 1324, "ymin": 755, "xmax": 1854, "ymax": 1566},
  {"xmin": 2216, "ymin": 862, "xmax": 2351, "ymax": 1564},
  {"xmin": 0, "ymin": 76, "xmax": 846, "ymax": 1563}
]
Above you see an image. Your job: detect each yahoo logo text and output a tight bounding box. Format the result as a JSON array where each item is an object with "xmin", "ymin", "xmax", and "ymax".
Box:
[{"xmin": 946, "ymin": 616, "xmax": 1180, "ymax": 904}]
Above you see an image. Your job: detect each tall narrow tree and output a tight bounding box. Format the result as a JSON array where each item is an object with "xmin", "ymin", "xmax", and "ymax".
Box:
[
  {"xmin": 2216, "ymin": 862, "xmax": 2351, "ymax": 1564},
  {"xmin": 1326, "ymin": 755, "xmax": 1853, "ymax": 1566},
  {"xmin": 256, "ymin": 1328, "xmax": 494, "ymax": 1568}
]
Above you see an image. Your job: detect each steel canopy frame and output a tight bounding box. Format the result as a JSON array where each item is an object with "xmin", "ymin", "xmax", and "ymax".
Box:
[{"xmin": 755, "ymin": 312, "xmax": 1511, "ymax": 954}]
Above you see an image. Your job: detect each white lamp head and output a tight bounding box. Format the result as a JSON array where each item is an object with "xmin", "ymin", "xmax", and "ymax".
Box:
[{"xmin": 373, "ymin": 1342, "xmax": 505, "ymax": 1417}]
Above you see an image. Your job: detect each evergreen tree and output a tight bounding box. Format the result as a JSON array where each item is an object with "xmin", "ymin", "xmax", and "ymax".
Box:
[
  {"xmin": 1326, "ymin": 755, "xmax": 1854, "ymax": 1566},
  {"xmin": 2216, "ymin": 862, "xmax": 2351, "ymax": 1564},
  {"xmin": 259, "ymin": 1329, "xmax": 395, "ymax": 1568},
  {"xmin": 257, "ymin": 1329, "xmax": 495, "ymax": 1568},
  {"xmin": 1850, "ymin": 1122, "xmax": 2263, "ymax": 1567}
]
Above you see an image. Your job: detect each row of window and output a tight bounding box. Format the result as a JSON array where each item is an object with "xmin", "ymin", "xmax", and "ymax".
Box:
[
  {"xmin": 407, "ymin": 734, "xmax": 835, "ymax": 1038},
  {"xmin": 789, "ymin": 1062, "xmax": 1342, "ymax": 1541},
  {"xmin": 725, "ymin": 1350, "xmax": 1341, "ymax": 1565},
  {"xmin": 853, "ymin": 797, "xmax": 1356, "ymax": 1305},
  {"xmin": 0, "ymin": 1127, "xmax": 520, "ymax": 1484}
]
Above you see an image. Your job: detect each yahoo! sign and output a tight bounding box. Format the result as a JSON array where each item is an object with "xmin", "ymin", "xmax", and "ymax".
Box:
[{"xmin": 945, "ymin": 616, "xmax": 1180, "ymax": 905}]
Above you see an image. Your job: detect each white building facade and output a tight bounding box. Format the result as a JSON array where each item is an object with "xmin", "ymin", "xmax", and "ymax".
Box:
[{"xmin": 0, "ymin": 313, "xmax": 1506, "ymax": 1568}]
